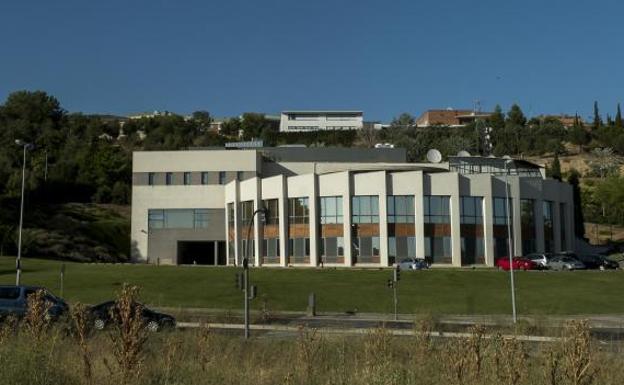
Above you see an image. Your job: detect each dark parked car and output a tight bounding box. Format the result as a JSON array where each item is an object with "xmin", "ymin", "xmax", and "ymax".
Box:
[
  {"xmin": 88, "ymin": 301, "xmax": 175, "ymax": 332},
  {"xmin": 576, "ymin": 254, "xmax": 619, "ymax": 270},
  {"xmin": 0, "ymin": 285, "xmax": 68, "ymax": 320}
]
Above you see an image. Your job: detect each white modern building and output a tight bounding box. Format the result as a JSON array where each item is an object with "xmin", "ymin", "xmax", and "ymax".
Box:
[
  {"xmin": 279, "ymin": 111, "xmax": 363, "ymax": 132},
  {"xmin": 131, "ymin": 147, "xmax": 574, "ymax": 268}
]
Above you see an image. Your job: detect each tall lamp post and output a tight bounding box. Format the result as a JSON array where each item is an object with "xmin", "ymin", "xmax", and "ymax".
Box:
[
  {"xmin": 504, "ymin": 159, "xmax": 517, "ymax": 324},
  {"xmin": 15, "ymin": 140, "xmax": 34, "ymax": 286},
  {"xmin": 243, "ymin": 207, "xmax": 266, "ymax": 339}
]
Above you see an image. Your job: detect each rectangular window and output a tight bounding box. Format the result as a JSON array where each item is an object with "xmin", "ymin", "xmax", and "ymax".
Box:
[
  {"xmin": 148, "ymin": 172, "xmax": 155, "ymax": 186},
  {"xmin": 148, "ymin": 209, "xmax": 165, "ymax": 229},
  {"xmin": 183, "ymin": 172, "xmax": 191, "ymax": 185},
  {"xmin": 521, "ymin": 199, "xmax": 536, "ymax": 255},
  {"xmin": 424, "ymin": 196, "xmax": 450, "ymax": 224},
  {"xmin": 219, "ymin": 171, "xmax": 226, "ymax": 185},
  {"xmin": 560, "ymin": 203, "xmax": 567, "ymax": 250},
  {"xmin": 165, "ymin": 172, "xmax": 173, "ymax": 185},
  {"xmin": 387, "ymin": 196, "xmax": 415, "ymax": 223},
  {"xmin": 543, "ymin": 200, "xmax": 554, "ymax": 253},
  {"xmin": 352, "ymin": 196, "xmax": 379, "ymax": 224},
  {"xmin": 460, "ymin": 196, "xmax": 483, "ymax": 224},
  {"xmin": 240, "ymin": 201, "xmax": 254, "ymax": 227},
  {"xmin": 201, "ymin": 172, "xmax": 209, "ymax": 185},
  {"xmin": 165, "ymin": 209, "xmax": 194, "ymax": 228},
  {"xmin": 288, "ymin": 197, "xmax": 309, "ymax": 224},
  {"xmin": 320, "ymin": 196, "xmax": 343, "ymax": 224},
  {"xmin": 493, "ymin": 197, "xmax": 512, "ymax": 225},
  {"xmin": 194, "ymin": 209, "xmax": 209, "ymax": 228},
  {"xmin": 263, "ymin": 199, "xmax": 279, "ymax": 225}
]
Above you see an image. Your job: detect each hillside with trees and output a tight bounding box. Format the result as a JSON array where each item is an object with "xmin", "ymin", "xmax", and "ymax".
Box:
[{"xmin": 1, "ymin": 90, "xmax": 623, "ymax": 261}]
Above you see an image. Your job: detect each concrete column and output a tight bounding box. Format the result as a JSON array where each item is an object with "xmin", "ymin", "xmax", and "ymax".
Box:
[
  {"xmin": 379, "ymin": 172, "xmax": 389, "ymax": 267},
  {"xmin": 214, "ymin": 241, "xmax": 218, "ymax": 266},
  {"xmin": 253, "ymin": 178, "xmax": 262, "ymax": 267},
  {"xmin": 415, "ymin": 172, "xmax": 426, "ymax": 259},
  {"xmin": 233, "ymin": 181, "xmax": 240, "ymax": 266},
  {"xmin": 343, "ymin": 173, "xmax": 353, "ymax": 267},
  {"xmin": 535, "ymin": 199, "xmax": 545, "ymax": 253},
  {"xmin": 483, "ymin": 176, "xmax": 495, "ymax": 266},
  {"xmin": 279, "ymin": 175, "xmax": 288, "ymax": 267},
  {"xmin": 553, "ymin": 200, "xmax": 562, "ymax": 252},
  {"xmin": 510, "ymin": 177, "xmax": 522, "ymax": 257},
  {"xmin": 449, "ymin": 173, "xmax": 462, "ymax": 267},
  {"xmin": 309, "ymin": 175, "xmax": 319, "ymax": 266},
  {"xmin": 566, "ymin": 201, "xmax": 574, "ymax": 251}
]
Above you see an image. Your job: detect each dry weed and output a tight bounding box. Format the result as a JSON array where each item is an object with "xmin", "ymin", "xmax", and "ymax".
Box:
[
  {"xmin": 562, "ymin": 320, "xmax": 596, "ymax": 385},
  {"xmin": 24, "ymin": 289, "xmax": 52, "ymax": 343},
  {"xmin": 109, "ymin": 284, "xmax": 148, "ymax": 384},
  {"xmin": 71, "ymin": 302, "xmax": 93, "ymax": 383}
]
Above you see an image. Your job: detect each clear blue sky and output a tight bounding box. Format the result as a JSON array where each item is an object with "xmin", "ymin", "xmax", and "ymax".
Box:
[{"xmin": 1, "ymin": 0, "xmax": 622, "ymax": 122}]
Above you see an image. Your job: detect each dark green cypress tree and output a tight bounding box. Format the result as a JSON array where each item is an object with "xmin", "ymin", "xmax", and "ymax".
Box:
[
  {"xmin": 593, "ymin": 101, "xmax": 602, "ymax": 131},
  {"xmin": 550, "ymin": 153, "xmax": 562, "ymax": 181},
  {"xmin": 615, "ymin": 103, "xmax": 622, "ymax": 128}
]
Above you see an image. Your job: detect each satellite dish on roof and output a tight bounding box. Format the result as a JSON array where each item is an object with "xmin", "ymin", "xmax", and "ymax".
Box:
[
  {"xmin": 457, "ymin": 150, "xmax": 471, "ymax": 157},
  {"xmin": 426, "ymin": 149, "xmax": 442, "ymax": 163}
]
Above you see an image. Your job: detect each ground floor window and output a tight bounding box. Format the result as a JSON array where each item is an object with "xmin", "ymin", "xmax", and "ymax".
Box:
[
  {"xmin": 461, "ymin": 237, "xmax": 484, "ymax": 265},
  {"xmin": 288, "ymin": 237, "xmax": 310, "ymax": 264},
  {"xmin": 494, "ymin": 237, "xmax": 511, "ymax": 259},
  {"xmin": 262, "ymin": 238, "xmax": 280, "ymax": 264},
  {"xmin": 319, "ymin": 236, "xmax": 344, "ymax": 264},
  {"xmin": 353, "ymin": 236, "xmax": 380, "ymax": 263},
  {"xmin": 424, "ymin": 236, "xmax": 451, "ymax": 264},
  {"xmin": 388, "ymin": 236, "xmax": 416, "ymax": 264}
]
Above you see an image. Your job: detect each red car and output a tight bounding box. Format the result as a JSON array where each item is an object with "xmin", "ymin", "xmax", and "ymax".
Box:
[{"xmin": 495, "ymin": 257, "xmax": 537, "ymax": 271}]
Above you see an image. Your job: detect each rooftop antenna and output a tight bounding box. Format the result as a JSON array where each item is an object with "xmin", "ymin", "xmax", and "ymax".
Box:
[{"xmin": 426, "ymin": 149, "xmax": 442, "ymax": 163}]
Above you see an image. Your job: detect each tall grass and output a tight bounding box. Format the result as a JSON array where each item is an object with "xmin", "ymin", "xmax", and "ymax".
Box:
[{"xmin": 0, "ymin": 289, "xmax": 622, "ymax": 385}]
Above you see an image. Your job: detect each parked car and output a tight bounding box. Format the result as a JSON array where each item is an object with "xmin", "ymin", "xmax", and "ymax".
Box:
[
  {"xmin": 546, "ymin": 256, "xmax": 586, "ymax": 271},
  {"xmin": 495, "ymin": 257, "xmax": 537, "ymax": 271},
  {"xmin": 0, "ymin": 285, "xmax": 68, "ymax": 320},
  {"xmin": 88, "ymin": 301, "xmax": 175, "ymax": 332},
  {"xmin": 524, "ymin": 253, "xmax": 554, "ymax": 269},
  {"xmin": 576, "ymin": 254, "xmax": 619, "ymax": 270},
  {"xmin": 397, "ymin": 258, "xmax": 430, "ymax": 270}
]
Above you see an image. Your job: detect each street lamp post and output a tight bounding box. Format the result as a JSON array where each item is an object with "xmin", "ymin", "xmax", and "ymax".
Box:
[
  {"xmin": 504, "ymin": 159, "xmax": 517, "ymax": 324},
  {"xmin": 243, "ymin": 207, "xmax": 266, "ymax": 339},
  {"xmin": 15, "ymin": 140, "xmax": 34, "ymax": 286}
]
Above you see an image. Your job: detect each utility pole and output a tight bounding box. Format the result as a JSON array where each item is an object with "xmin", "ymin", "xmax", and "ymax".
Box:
[
  {"xmin": 504, "ymin": 160, "xmax": 517, "ymax": 324},
  {"xmin": 15, "ymin": 140, "xmax": 33, "ymax": 286}
]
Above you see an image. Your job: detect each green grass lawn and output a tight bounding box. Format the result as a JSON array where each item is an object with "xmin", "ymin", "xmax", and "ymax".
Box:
[{"xmin": 1, "ymin": 257, "xmax": 623, "ymax": 315}]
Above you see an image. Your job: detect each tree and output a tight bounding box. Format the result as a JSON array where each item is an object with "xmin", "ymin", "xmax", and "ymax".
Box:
[
  {"xmin": 220, "ymin": 117, "xmax": 241, "ymax": 137},
  {"xmin": 615, "ymin": 103, "xmax": 622, "ymax": 128},
  {"xmin": 357, "ymin": 126, "xmax": 378, "ymax": 148},
  {"xmin": 389, "ymin": 113, "xmax": 415, "ymax": 129},
  {"xmin": 191, "ymin": 110, "xmax": 211, "ymax": 131},
  {"xmin": 550, "ymin": 153, "xmax": 562, "ymax": 181},
  {"xmin": 568, "ymin": 114, "xmax": 589, "ymax": 153},
  {"xmin": 568, "ymin": 169, "xmax": 586, "ymax": 239},
  {"xmin": 487, "ymin": 105, "xmax": 505, "ymax": 130},
  {"xmin": 592, "ymin": 101, "xmax": 602, "ymax": 131},
  {"xmin": 506, "ymin": 104, "xmax": 526, "ymax": 126},
  {"xmin": 589, "ymin": 147, "xmax": 621, "ymax": 178}
]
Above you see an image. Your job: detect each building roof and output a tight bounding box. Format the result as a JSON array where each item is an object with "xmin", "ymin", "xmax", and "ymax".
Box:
[{"xmin": 281, "ymin": 110, "xmax": 363, "ymax": 114}]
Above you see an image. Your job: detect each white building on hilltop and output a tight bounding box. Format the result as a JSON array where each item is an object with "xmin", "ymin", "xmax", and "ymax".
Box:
[{"xmin": 279, "ymin": 111, "xmax": 363, "ymax": 132}]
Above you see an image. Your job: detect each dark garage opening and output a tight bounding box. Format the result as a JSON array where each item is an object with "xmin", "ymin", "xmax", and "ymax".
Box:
[{"xmin": 178, "ymin": 241, "xmax": 215, "ymax": 265}]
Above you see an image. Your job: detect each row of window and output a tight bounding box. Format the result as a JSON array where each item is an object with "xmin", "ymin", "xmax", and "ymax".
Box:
[
  {"xmin": 229, "ymin": 195, "xmax": 563, "ymax": 228},
  {"xmin": 148, "ymin": 209, "xmax": 210, "ymax": 229},
  {"xmin": 147, "ymin": 171, "xmax": 247, "ymax": 186}
]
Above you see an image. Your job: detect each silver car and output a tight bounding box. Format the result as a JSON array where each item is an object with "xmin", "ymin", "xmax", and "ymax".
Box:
[
  {"xmin": 547, "ymin": 256, "xmax": 586, "ymax": 271},
  {"xmin": 525, "ymin": 253, "xmax": 554, "ymax": 269},
  {"xmin": 397, "ymin": 258, "xmax": 430, "ymax": 271}
]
